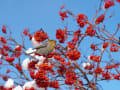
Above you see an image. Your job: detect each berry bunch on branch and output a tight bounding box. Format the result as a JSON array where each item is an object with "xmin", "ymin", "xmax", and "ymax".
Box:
[{"xmin": 0, "ymin": 0, "xmax": 120, "ymax": 90}]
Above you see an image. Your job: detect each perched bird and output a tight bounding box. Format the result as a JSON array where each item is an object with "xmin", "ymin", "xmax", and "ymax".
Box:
[{"xmin": 34, "ymin": 40, "xmax": 56, "ymax": 55}]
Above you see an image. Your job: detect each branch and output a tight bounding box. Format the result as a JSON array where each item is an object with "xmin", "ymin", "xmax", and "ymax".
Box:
[{"xmin": 73, "ymin": 63, "xmax": 95, "ymax": 89}]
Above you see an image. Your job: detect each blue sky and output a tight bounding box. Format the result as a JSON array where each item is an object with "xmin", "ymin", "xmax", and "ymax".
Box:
[{"xmin": 0, "ymin": 0, "xmax": 120, "ymax": 90}]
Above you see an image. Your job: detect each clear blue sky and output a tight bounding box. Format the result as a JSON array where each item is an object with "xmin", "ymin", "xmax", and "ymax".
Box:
[{"xmin": 0, "ymin": 0, "xmax": 120, "ymax": 90}]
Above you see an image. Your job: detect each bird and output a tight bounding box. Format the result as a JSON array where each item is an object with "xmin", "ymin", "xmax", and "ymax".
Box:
[{"xmin": 34, "ymin": 40, "xmax": 56, "ymax": 55}]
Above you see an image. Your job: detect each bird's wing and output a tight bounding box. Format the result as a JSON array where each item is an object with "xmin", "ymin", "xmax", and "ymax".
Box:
[{"xmin": 34, "ymin": 42, "xmax": 48, "ymax": 49}]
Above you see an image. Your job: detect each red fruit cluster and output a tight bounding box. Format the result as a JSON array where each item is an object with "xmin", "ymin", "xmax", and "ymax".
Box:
[
  {"xmin": 110, "ymin": 43, "xmax": 119, "ymax": 52},
  {"xmin": 111, "ymin": 74, "xmax": 120, "ymax": 80},
  {"xmin": 34, "ymin": 30, "xmax": 48, "ymax": 42},
  {"xmin": 38, "ymin": 63, "xmax": 53, "ymax": 72},
  {"xmin": 0, "ymin": 48, "xmax": 8, "ymax": 56},
  {"xmin": 76, "ymin": 14, "xmax": 88, "ymax": 27},
  {"xmin": 94, "ymin": 67, "xmax": 103, "ymax": 74},
  {"xmin": 54, "ymin": 56, "xmax": 65, "ymax": 64},
  {"xmin": 89, "ymin": 55, "xmax": 100, "ymax": 62},
  {"xmin": 86, "ymin": 26, "xmax": 96, "ymax": 37},
  {"xmin": 90, "ymin": 44, "xmax": 97, "ymax": 51},
  {"xmin": 104, "ymin": 0, "xmax": 115, "ymax": 9},
  {"xmin": 5, "ymin": 57, "xmax": 15, "ymax": 63},
  {"xmin": 116, "ymin": 0, "xmax": 120, "ymax": 3},
  {"xmin": 48, "ymin": 52, "xmax": 61, "ymax": 58},
  {"xmin": 2, "ymin": 25, "xmax": 7, "ymax": 33},
  {"xmin": 74, "ymin": 29, "xmax": 81, "ymax": 36},
  {"xmin": 57, "ymin": 65, "xmax": 66, "ymax": 76},
  {"xmin": 29, "ymin": 71, "xmax": 35, "ymax": 79},
  {"xmin": 15, "ymin": 64, "xmax": 22, "ymax": 72},
  {"xmin": 56, "ymin": 29, "xmax": 67, "ymax": 43},
  {"xmin": 72, "ymin": 29, "xmax": 81, "ymax": 42},
  {"xmin": 14, "ymin": 46, "xmax": 22, "ymax": 57},
  {"xmin": 23, "ymin": 28, "xmax": 28, "ymax": 36},
  {"xmin": 65, "ymin": 71, "xmax": 77, "ymax": 85},
  {"xmin": 66, "ymin": 50, "xmax": 81, "ymax": 61},
  {"xmin": 72, "ymin": 36, "xmax": 79, "ymax": 43},
  {"xmin": 28, "ymin": 61, "xmax": 38, "ymax": 70},
  {"xmin": 95, "ymin": 14, "xmax": 105, "ymax": 24},
  {"xmin": 66, "ymin": 61, "xmax": 71, "ymax": 66},
  {"xmin": 59, "ymin": 11, "xmax": 68, "ymax": 20},
  {"xmin": 22, "ymin": 28, "xmax": 33, "ymax": 40},
  {"xmin": 84, "ymin": 64, "xmax": 94, "ymax": 70},
  {"xmin": 68, "ymin": 42, "xmax": 76, "ymax": 49},
  {"xmin": 15, "ymin": 46, "xmax": 22, "ymax": 51},
  {"xmin": 0, "ymin": 37, "xmax": 7, "ymax": 43},
  {"xmin": 3, "ymin": 45, "xmax": 9, "ymax": 51},
  {"xmin": 102, "ymin": 72, "xmax": 111, "ymax": 80},
  {"xmin": 35, "ymin": 70, "xmax": 49, "ymax": 88},
  {"xmin": 105, "ymin": 63, "xmax": 120, "ymax": 69},
  {"xmin": 102, "ymin": 42, "xmax": 109, "ymax": 49},
  {"xmin": 49, "ymin": 80, "xmax": 60, "ymax": 89}
]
